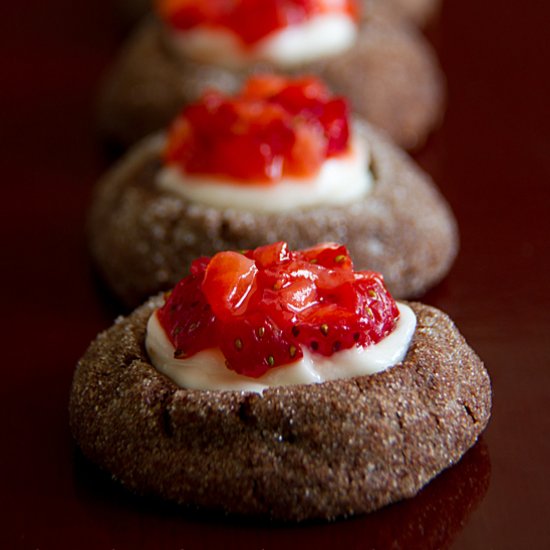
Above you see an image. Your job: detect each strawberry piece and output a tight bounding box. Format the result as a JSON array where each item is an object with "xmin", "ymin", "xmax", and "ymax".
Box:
[
  {"xmin": 353, "ymin": 272, "xmax": 400, "ymax": 341},
  {"xmin": 190, "ymin": 256, "xmax": 210, "ymax": 276},
  {"xmin": 293, "ymin": 304, "xmax": 364, "ymax": 355},
  {"xmin": 157, "ymin": 273, "xmax": 215, "ymax": 359},
  {"xmin": 217, "ymin": 313, "xmax": 302, "ymax": 377},
  {"xmin": 164, "ymin": 75, "xmax": 350, "ymax": 182},
  {"xmin": 287, "ymin": 123, "xmax": 326, "ymax": 177},
  {"xmin": 156, "ymin": 0, "xmax": 221, "ymax": 31},
  {"xmin": 266, "ymin": 78, "xmax": 350, "ymax": 158},
  {"xmin": 260, "ymin": 275, "xmax": 319, "ymax": 333},
  {"xmin": 269, "ymin": 77, "xmax": 330, "ymax": 115},
  {"xmin": 320, "ymin": 99, "xmax": 350, "ymax": 156},
  {"xmin": 222, "ymin": 0, "xmax": 312, "ymax": 45},
  {"xmin": 156, "ymin": 242, "xmax": 400, "ymax": 378},
  {"xmin": 202, "ymin": 251, "xmax": 258, "ymax": 319},
  {"xmin": 249, "ymin": 241, "xmax": 291, "ymax": 268},
  {"xmin": 242, "ymin": 74, "xmax": 289, "ymax": 99},
  {"xmin": 299, "ymin": 242, "xmax": 354, "ymax": 271}
]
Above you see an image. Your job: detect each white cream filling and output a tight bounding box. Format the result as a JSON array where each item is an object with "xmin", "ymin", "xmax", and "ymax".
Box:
[
  {"xmin": 146, "ymin": 303, "xmax": 416, "ymax": 393},
  {"xmin": 157, "ymin": 132, "xmax": 371, "ymax": 212},
  {"xmin": 166, "ymin": 13, "xmax": 357, "ymax": 68}
]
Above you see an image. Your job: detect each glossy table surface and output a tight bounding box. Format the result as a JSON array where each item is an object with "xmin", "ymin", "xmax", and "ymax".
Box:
[{"xmin": 1, "ymin": 1, "xmax": 549, "ymax": 548}]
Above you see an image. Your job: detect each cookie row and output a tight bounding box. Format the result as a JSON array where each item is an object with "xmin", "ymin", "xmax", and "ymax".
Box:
[{"xmin": 70, "ymin": 0, "xmax": 491, "ymax": 523}]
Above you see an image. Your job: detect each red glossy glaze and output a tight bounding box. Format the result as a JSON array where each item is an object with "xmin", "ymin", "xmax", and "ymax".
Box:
[
  {"xmin": 157, "ymin": 0, "xmax": 359, "ymax": 45},
  {"xmin": 164, "ymin": 75, "xmax": 350, "ymax": 182},
  {"xmin": 158, "ymin": 242, "xmax": 398, "ymax": 377}
]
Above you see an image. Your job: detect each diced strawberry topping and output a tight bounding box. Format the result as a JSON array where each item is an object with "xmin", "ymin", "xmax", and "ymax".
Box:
[
  {"xmin": 157, "ymin": 242, "xmax": 400, "ymax": 378},
  {"xmin": 164, "ymin": 75, "xmax": 350, "ymax": 183},
  {"xmin": 157, "ymin": 0, "xmax": 359, "ymax": 46}
]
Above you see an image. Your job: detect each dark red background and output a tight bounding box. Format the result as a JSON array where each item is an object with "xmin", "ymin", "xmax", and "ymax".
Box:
[{"xmin": 1, "ymin": 1, "xmax": 549, "ymax": 548}]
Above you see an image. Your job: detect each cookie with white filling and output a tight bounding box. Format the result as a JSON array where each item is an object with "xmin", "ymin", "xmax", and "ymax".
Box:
[
  {"xmin": 90, "ymin": 76, "xmax": 458, "ymax": 307},
  {"xmin": 70, "ymin": 243, "xmax": 491, "ymax": 521},
  {"xmin": 117, "ymin": 0, "xmax": 442, "ymax": 29}
]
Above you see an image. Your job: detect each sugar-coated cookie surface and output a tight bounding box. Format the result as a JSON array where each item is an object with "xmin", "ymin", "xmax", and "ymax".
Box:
[
  {"xmin": 69, "ymin": 299, "xmax": 491, "ymax": 521},
  {"xmin": 88, "ymin": 120, "xmax": 458, "ymax": 307},
  {"xmin": 362, "ymin": 0, "xmax": 441, "ymax": 26},
  {"xmin": 98, "ymin": 14, "xmax": 444, "ymax": 149}
]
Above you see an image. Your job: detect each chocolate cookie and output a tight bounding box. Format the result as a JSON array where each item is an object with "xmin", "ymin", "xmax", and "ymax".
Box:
[
  {"xmin": 98, "ymin": 15, "xmax": 444, "ymax": 149},
  {"xmin": 88, "ymin": 121, "xmax": 458, "ymax": 307},
  {"xmin": 69, "ymin": 299, "xmax": 491, "ymax": 521},
  {"xmin": 362, "ymin": 0, "xmax": 441, "ymax": 27}
]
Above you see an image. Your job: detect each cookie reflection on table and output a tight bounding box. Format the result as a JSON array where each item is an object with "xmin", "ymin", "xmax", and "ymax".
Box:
[{"xmin": 72, "ymin": 438, "xmax": 490, "ymax": 549}]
